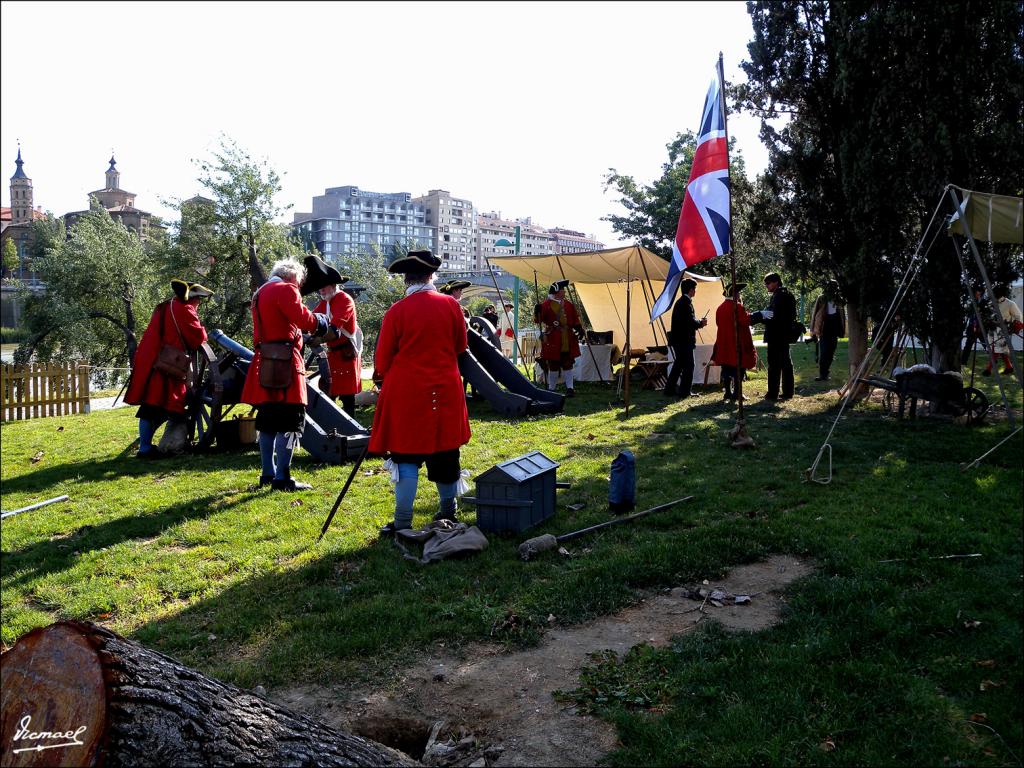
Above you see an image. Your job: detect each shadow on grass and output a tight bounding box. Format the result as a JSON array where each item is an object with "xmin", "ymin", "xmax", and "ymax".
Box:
[{"xmin": 1, "ymin": 490, "xmax": 259, "ymax": 589}]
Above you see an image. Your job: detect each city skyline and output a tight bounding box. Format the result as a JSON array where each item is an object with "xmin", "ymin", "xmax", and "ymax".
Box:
[{"xmin": 1, "ymin": 2, "xmax": 770, "ymax": 250}]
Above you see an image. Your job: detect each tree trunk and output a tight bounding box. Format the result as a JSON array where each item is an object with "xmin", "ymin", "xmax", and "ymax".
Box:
[
  {"xmin": 845, "ymin": 303, "xmax": 870, "ymax": 399},
  {"xmin": 246, "ymin": 230, "xmax": 267, "ymax": 294},
  {"xmin": 0, "ymin": 621, "xmax": 418, "ymax": 767}
]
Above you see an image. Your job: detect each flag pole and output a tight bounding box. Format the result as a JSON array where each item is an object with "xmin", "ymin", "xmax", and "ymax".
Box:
[{"xmin": 720, "ymin": 51, "xmax": 754, "ymax": 449}]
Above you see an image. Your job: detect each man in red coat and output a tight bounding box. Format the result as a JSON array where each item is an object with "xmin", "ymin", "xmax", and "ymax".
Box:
[
  {"xmin": 535, "ymin": 279, "xmax": 585, "ymax": 396},
  {"xmin": 369, "ymin": 249, "xmax": 472, "ymax": 535},
  {"xmin": 710, "ymin": 282, "xmax": 757, "ymax": 401},
  {"xmin": 124, "ymin": 280, "xmax": 212, "ymax": 459},
  {"xmin": 310, "ymin": 262, "xmax": 362, "ymax": 418},
  {"xmin": 241, "ymin": 258, "xmax": 329, "ymax": 492}
]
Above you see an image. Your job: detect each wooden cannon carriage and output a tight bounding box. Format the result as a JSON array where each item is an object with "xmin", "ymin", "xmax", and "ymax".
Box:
[{"xmin": 183, "ymin": 329, "xmax": 368, "ymax": 462}]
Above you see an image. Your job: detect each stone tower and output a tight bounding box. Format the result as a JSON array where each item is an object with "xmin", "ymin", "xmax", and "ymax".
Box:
[{"xmin": 9, "ymin": 146, "xmax": 33, "ymax": 224}]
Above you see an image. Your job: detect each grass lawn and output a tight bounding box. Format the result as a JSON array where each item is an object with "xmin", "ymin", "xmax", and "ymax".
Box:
[{"xmin": 2, "ymin": 342, "xmax": 1021, "ymax": 765}]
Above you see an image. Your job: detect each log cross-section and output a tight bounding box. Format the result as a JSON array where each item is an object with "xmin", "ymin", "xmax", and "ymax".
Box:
[{"xmin": 0, "ymin": 621, "xmax": 419, "ymax": 767}]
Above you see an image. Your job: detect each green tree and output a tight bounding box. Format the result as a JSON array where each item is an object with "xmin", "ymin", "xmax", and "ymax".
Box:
[
  {"xmin": 193, "ymin": 135, "xmax": 291, "ymax": 294},
  {"xmin": 603, "ymin": 132, "xmax": 776, "ymax": 312},
  {"xmin": 736, "ymin": 0, "xmax": 1024, "ymax": 373},
  {"xmin": 2, "ymin": 238, "xmax": 17, "ymax": 278},
  {"xmin": 16, "ymin": 201, "xmax": 158, "ymax": 381},
  {"xmin": 335, "ymin": 244, "xmax": 405, "ymax": 356}
]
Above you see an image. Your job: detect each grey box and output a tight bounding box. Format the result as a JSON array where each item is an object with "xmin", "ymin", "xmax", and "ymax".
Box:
[{"xmin": 471, "ymin": 451, "xmax": 560, "ymax": 534}]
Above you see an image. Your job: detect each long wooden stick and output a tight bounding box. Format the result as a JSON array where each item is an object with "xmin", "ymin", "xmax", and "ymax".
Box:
[{"xmin": 317, "ymin": 444, "xmax": 369, "ymax": 542}]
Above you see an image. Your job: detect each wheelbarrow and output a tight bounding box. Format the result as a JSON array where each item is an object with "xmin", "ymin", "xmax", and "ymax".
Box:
[{"xmin": 859, "ymin": 370, "xmax": 988, "ymax": 423}]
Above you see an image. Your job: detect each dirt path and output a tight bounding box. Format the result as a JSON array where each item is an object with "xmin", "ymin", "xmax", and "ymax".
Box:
[{"xmin": 274, "ymin": 555, "xmax": 813, "ymax": 767}]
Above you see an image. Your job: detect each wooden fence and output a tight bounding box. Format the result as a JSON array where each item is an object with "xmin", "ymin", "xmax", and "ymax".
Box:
[{"xmin": 1, "ymin": 362, "xmax": 91, "ymax": 422}]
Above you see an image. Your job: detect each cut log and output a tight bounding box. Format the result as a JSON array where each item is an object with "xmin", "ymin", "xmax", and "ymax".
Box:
[{"xmin": 0, "ymin": 621, "xmax": 419, "ymax": 767}]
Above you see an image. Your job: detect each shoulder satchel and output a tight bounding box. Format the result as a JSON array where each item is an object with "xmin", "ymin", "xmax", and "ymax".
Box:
[
  {"xmin": 254, "ymin": 289, "xmax": 294, "ymax": 389},
  {"xmin": 154, "ymin": 302, "xmax": 192, "ymax": 381}
]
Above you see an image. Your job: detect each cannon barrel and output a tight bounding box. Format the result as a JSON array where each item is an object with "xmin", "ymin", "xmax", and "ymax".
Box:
[{"xmin": 208, "ymin": 329, "xmax": 254, "ymax": 362}]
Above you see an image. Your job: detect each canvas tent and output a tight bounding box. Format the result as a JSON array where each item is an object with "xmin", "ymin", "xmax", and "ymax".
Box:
[{"xmin": 487, "ymin": 245, "xmax": 723, "ymax": 350}]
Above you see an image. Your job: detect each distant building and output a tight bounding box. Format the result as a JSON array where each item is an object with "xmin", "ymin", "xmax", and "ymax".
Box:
[
  {"xmin": 549, "ymin": 227, "xmax": 604, "ymax": 254},
  {"xmin": 1, "ymin": 148, "xmax": 46, "ymax": 284},
  {"xmin": 476, "ymin": 212, "xmax": 557, "ymax": 265},
  {"xmin": 410, "ymin": 190, "xmax": 477, "ymax": 271},
  {"xmin": 292, "ymin": 186, "xmax": 434, "ymax": 263},
  {"xmin": 63, "ymin": 156, "xmax": 166, "ymax": 240}
]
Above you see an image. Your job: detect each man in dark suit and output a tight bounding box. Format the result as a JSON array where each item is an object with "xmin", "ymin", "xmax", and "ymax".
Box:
[
  {"xmin": 750, "ymin": 272, "xmax": 797, "ymax": 400},
  {"xmin": 664, "ymin": 278, "xmax": 707, "ymax": 398}
]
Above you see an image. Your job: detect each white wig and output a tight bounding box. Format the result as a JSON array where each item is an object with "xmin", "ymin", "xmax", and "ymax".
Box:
[{"xmin": 270, "ymin": 258, "xmax": 306, "ymax": 284}]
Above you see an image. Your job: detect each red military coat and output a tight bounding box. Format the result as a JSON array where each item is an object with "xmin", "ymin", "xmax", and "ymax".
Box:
[
  {"xmin": 537, "ymin": 298, "xmax": 582, "ymax": 361},
  {"xmin": 313, "ymin": 290, "xmax": 361, "ymax": 397},
  {"xmin": 124, "ymin": 299, "xmax": 208, "ymax": 414},
  {"xmin": 368, "ymin": 289, "xmax": 471, "ymax": 456},
  {"xmin": 710, "ymin": 298, "xmax": 757, "ymax": 370},
  {"xmin": 240, "ymin": 279, "xmax": 320, "ymax": 406}
]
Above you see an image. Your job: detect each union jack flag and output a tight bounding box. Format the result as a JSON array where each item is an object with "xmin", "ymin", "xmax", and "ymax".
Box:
[{"xmin": 651, "ymin": 62, "xmax": 731, "ymax": 321}]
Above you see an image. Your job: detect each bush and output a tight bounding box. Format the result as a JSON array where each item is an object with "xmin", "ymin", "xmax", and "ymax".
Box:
[{"xmin": 0, "ymin": 326, "xmax": 28, "ymax": 344}]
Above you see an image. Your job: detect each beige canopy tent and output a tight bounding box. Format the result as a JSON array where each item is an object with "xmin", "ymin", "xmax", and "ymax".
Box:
[
  {"xmin": 947, "ymin": 187, "xmax": 1024, "ymax": 244},
  {"xmin": 487, "ymin": 245, "xmax": 724, "ymax": 350}
]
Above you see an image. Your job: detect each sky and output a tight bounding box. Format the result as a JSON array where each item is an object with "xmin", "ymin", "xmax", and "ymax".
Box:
[{"xmin": 0, "ymin": 1, "xmax": 768, "ymax": 249}]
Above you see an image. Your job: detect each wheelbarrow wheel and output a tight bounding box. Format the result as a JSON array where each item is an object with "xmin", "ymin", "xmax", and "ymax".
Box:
[
  {"xmin": 964, "ymin": 387, "xmax": 989, "ymax": 424},
  {"xmin": 186, "ymin": 342, "xmax": 224, "ymax": 450}
]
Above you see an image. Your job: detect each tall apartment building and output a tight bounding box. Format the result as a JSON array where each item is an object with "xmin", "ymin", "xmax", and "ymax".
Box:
[
  {"xmin": 549, "ymin": 227, "xmax": 604, "ymax": 254},
  {"xmin": 476, "ymin": 212, "xmax": 558, "ymax": 267},
  {"xmin": 292, "ymin": 186, "xmax": 434, "ymax": 262},
  {"xmin": 411, "ymin": 189, "xmax": 476, "ymax": 271}
]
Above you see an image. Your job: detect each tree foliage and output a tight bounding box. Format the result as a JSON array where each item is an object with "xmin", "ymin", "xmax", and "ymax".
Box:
[
  {"xmin": 335, "ymin": 244, "xmax": 405, "ymax": 355},
  {"xmin": 16, "ymin": 201, "xmax": 158, "ymax": 383},
  {"xmin": 161, "ymin": 136, "xmax": 307, "ymax": 343},
  {"xmin": 603, "ymin": 132, "xmax": 777, "ymax": 313},
  {"xmin": 736, "ymin": 0, "xmax": 1024, "ymax": 370},
  {"xmin": 2, "ymin": 238, "xmax": 16, "ymax": 278}
]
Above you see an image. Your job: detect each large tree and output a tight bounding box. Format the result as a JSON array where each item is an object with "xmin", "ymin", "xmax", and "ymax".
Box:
[
  {"xmin": 162, "ymin": 137, "xmax": 307, "ymax": 342},
  {"xmin": 736, "ymin": 0, "xmax": 1024, "ymax": 375},
  {"xmin": 16, "ymin": 201, "xmax": 158, "ymax": 381},
  {"xmin": 603, "ymin": 132, "xmax": 777, "ymax": 313}
]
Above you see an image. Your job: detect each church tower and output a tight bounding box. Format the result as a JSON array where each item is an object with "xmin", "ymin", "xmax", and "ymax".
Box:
[
  {"xmin": 105, "ymin": 155, "xmax": 120, "ymax": 190},
  {"xmin": 10, "ymin": 146, "xmax": 33, "ymax": 224}
]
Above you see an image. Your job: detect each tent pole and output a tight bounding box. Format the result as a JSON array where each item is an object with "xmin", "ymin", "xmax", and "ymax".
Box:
[
  {"xmin": 637, "ymin": 246, "xmax": 672, "ymax": 346},
  {"xmin": 947, "ymin": 220, "xmax": 1015, "ymax": 423},
  {"xmin": 485, "ymin": 258, "xmax": 534, "ymax": 381},
  {"xmin": 948, "ymin": 187, "xmax": 1024, "ymax": 395},
  {"xmin": 624, "ymin": 275, "xmax": 632, "ymax": 417},
  {"xmin": 554, "ymin": 255, "xmax": 608, "ymax": 384}
]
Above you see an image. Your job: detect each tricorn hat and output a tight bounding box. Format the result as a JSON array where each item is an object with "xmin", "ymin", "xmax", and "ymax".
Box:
[
  {"xmin": 301, "ymin": 254, "xmax": 349, "ymax": 296},
  {"xmin": 723, "ymin": 281, "xmax": 747, "ymax": 296},
  {"xmin": 439, "ymin": 279, "xmax": 472, "ymax": 295},
  {"xmin": 549, "ymin": 279, "xmax": 570, "ymax": 294},
  {"xmin": 171, "ymin": 279, "xmax": 213, "ymax": 301},
  {"xmin": 388, "ymin": 249, "xmax": 442, "ymax": 275},
  {"xmin": 188, "ymin": 282, "xmax": 214, "ymax": 299}
]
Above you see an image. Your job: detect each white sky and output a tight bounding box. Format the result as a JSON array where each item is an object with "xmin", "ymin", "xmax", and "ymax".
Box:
[{"xmin": 1, "ymin": 1, "xmax": 767, "ymax": 248}]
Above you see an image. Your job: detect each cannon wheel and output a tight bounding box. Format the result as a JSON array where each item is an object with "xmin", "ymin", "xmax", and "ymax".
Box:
[
  {"xmin": 186, "ymin": 342, "xmax": 224, "ymax": 450},
  {"xmin": 964, "ymin": 387, "xmax": 989, "ymax": 424}
]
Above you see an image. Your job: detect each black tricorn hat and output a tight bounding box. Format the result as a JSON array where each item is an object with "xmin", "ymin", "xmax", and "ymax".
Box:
[
  {"xmin": 171, "ymin": 279, "xmax": 213, "ymax": 301},
  {"xmin": 389, "ymin": 249, "xmax": 442, "ymax": 275},
  {"xmin": 549, "ymin": 279, "xmax": 570, "ymax": 294},
  {"xmin": 723, "ymin": 281, "xmax": 747, "ymax": 296},
  {"xmin": 301, "ymin": 254, "xmax": 348, "ymax": 296},
  {"xmin": 439, "ymin": 279, "xmax": 472, "ymax": 295}
]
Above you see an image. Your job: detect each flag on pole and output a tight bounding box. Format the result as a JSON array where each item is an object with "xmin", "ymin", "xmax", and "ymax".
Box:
[{"xmin": 650, "ymin": 63, "xmax": 731, "ymax": 321}]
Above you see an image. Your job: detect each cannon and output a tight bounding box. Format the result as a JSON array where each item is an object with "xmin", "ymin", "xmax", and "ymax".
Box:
[{"xmin": 183, "ymin": 329, "xmax": 369, "ymax": 462}]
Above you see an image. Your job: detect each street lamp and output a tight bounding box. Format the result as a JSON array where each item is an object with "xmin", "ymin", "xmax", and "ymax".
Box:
[{"xmin": 494, "ymin": 225, "xmax": 522, "ymax": 364}]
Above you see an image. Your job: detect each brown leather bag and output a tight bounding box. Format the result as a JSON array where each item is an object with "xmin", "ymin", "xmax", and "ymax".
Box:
[
  {"xmin": 153, "ymin": 303, "xmax": 191, "ymax": 381},
  {"xmin": 258, "ymin": 342, "xmax": 293, "ymax": 389}
]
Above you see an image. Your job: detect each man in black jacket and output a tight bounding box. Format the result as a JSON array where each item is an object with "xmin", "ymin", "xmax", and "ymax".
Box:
[
  {"xmin": 750, "ymin": 272, "xmax": 797, "ymax": 400},
  {"xmin": 665, "ymin": 278, "xmax": 708, "ymax": 398}
]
